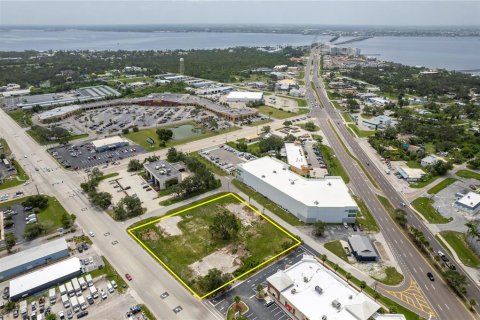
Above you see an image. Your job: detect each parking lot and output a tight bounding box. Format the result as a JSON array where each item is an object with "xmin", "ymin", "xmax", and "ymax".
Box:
[
  {"xmin": 200, "ymin": 145, "xmax": 256, "ymax": 173},
  {"xmin": 209, "ymin": 245, "xmax": 319, "ymax": 320},
  {"xmin": 0, "ymin": 194, "xmax": 30, "ymax": 243},
  {"xmin": 48, "ymin": 142, "xmax": 145, "ymax": 170}
]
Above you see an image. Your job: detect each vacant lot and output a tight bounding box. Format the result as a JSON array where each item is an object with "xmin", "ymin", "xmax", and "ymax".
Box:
[
  {"xmin": 411, "ymin": 197, "xmax": 452, "ymax": 224},
  {"xmin": 456, "ymin": 170, "xmax": 480, "ymax": 180},
  {"xmin": 257, "ymin": 105, "xmax": 297, "ymax": 119},
  {"xmin": 427, "ymin": 178, "xmax": 457, "ymax": 195},
  {"xmin": 129, "ymin": 193, "xmax": 299, "ymax": 298},
  {"xmin": 440, "ymin": 231, "xmax": 480, "ymax": 268}
]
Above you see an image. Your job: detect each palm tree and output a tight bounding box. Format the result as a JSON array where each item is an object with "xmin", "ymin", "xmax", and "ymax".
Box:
[
  {"xmin": 268, "ymin": 111, "xmax": 273, "ymax": 119},
  {"xmin": 320, "ymin": 254, "xmax": 327, "ymax": 266},
  {"xmin": 346, "ymin": 273, "xmax": 352, "ymax": 284},
  {"xmin": 256, "ymin": 284, "xmax": 264, "ymax": 298},
  {"xmin": 373, "ymin": 291, "xmax": 380, "ymax": 301},
  {"xmin": 359, "ymin": 281, "xmax": 366, "ymax": 292},
  {"xmin": 333, "ymin": 263, "xmax": 339, "ymax": 274},
  {"xmin": 233, "ymin": 295, "xmax": 242, "ymax": 312},
  {"xmin": 469, "ymin": 299, "xmax": 477, "ymax": 311}
]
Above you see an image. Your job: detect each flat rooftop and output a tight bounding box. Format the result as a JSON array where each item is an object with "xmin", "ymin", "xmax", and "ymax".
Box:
[
  {"xmin": 226, "ymin": 91, "xmax": 264, "ymax": 100},
  {"xmin": 91, "ymin": 136, "xmax": 129, "ymax": 149},
  {"xmin": 144, "ymin": 160, "xmax": 182, "ymax": 183},
  {"xmin": 37, "ymin": 104, "xmax": 82, "ymax": 121},
  {"xmin": 0, "ymin": 238, "xmax": 68, "ymax": 274},
  {"xmin": 268, "ymin": 255, "xmax": 380, "ymax": 320},
  {"xmin": 285, "ymin": 143, "xmax": 308, "ymax": 170},
  {"xmin": 397, "ymin": 167, "xmax": 425, "ymax": 179},
  {"xmin": 238, "ymin": 157, "xmax": 357, "ymax": 208},
  {"xmin": 9, "ymin": 257, "xmax": 82, "ymax": 298},
  {"xmin": 456, "ymin": 191, "xmax": 480, "ymax": 210}
]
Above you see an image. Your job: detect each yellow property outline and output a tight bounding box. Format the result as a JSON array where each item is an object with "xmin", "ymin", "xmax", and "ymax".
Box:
[{"xmin": 128, "ymin": 192, "xmax": 301, "ymax": 299}]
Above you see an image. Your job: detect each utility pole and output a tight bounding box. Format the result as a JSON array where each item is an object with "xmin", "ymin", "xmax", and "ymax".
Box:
[{"xmin": 35, "ymin": 184, "xmax": 40, "ymax": 195}]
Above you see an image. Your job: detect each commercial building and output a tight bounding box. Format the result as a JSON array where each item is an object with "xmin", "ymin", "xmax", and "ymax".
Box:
[
  {"xmin": 362, "ymin": 115, "xmax": 392, "ymax": 130},
  {"xmin": 9, "ymin": 258, "xmax": 83, "ymax": 301},
  {"xmin": 91, "ymin": 136, "xmax": 129, "ymax": 152},
  {"xmin": 455, "ymin": 192, "xmax": 480, "ymax": 214},
  {"xmin": 226, "ymin": 91, "xmax": 264, "ymax": 103},
  {"xmin": 420, "ymin": 155, "xmax": 440, "ymax": 167},
  {"xmin": 37, "ymin": 105, "xmax": 82, "ymax": 123},
  {"xmin": 284, "ymin": 142, "xmax": 309, "ymax": 175},
  {"xmin": 236, "ymin": 157, "xmax": 358, "ymax": 223},
  {"xmin": 348, "ymin": 235, "xmax": 378, "ymax": 261},
  {"xmin": 396, "ymin": 167, "xmax": 425, "ymax": 182},
  {"xmin": 267, "ymin": 255, "xmax": 380, "ymax": 320},
  {"xmin": 0, "ymin": 238, "xmax": 69, "ymax": 281},
  {"xmin": 144, "ymin": 160, "xmax": 184, "ymax": 190}
]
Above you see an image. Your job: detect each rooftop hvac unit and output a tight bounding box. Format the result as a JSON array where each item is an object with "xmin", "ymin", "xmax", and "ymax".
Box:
[
  {"xmin": 291, "ymin": 181, "xmax": 295, "ymax": 185},
  {"xmin": 273, "ymin": 170, "xmax": 277, "ymax": 173},
  {"xmin": 332, "ymin": 300, "xmax": 341, "ymax": 309},
  {"xmin": 303, "ymin": 276, "xmax": 309, "ymax": 283},
  {"xmin": 315, "ymin": 285, "xmax": 323, "ymax": 294},
  {"xmin": 261, "ymin": 175, "xmax": 266, "ymax": 178},
  {"xmin": 291, "ymin": 288, "xmax": 296, "ymax": 294},
  {"xmin": 314, "ymin": 200, "xmax": 319, "ymax": 205},
  {"xmin": 327, "ymin": 182, "xmax": 332, "ymax": 186},
  {"xmin": 322, "ymin": 316, "xmax": 327, "ymax": 320},
  {"xmin": 349, "ymin": 295, "xmax": 353, "ymax": 300}
]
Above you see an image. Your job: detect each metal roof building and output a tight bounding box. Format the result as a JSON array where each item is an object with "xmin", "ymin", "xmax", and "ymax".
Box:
[
  {"xmin": 0, "ymin": 238, "xmax": 69, "ymax": 281},
  {"xmin": 91, "ymin": 136, "xmax": 129, "ymax": 152},
  {"xmin": 348, "ymin": 235, "xmax": 378, "ymax": 261},
  {"xmin": 9, "ymin": 257, "xmax": 83, "ymax": 301},
  {"xmin": 226, "ymin": 91, "xmax": 264, "ymax": 102}
]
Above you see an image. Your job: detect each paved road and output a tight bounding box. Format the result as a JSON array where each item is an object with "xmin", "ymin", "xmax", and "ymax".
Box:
[{"xmin": 306, "ymin": 50, "xmax": 476, "ymax": 320}]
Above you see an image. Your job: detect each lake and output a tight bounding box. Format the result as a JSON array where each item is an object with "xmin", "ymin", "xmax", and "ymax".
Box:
[{"xmin": 171, "ymin": 124, "xmax": 203, "ymax": 140}]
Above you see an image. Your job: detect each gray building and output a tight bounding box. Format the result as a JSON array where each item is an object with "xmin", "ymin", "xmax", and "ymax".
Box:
[
  {"xmin": 0, "ymin": 238, "xmax": 69, "ymax": 281},
  {"xmin": 144, "ymin": 160, "xmax": 183, "ymax": 190},
  {"xmin": 348, "ymin": 235, "xmax": 378, "ymax": 261}
]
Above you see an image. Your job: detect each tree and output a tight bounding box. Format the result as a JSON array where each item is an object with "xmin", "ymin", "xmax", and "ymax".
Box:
[
  {"xmin": 233, "ymin": 295, "xmax": 242, "ymax": 312},
  {"xmin": 320, "ymin": 254, "xmax": 327, "ymax": 265},
  {"xmin": 88, "ymin": 167, "xmax": 103, "ymax": 181},
  {"xmin": 24, "ymin": 223, "xmax": 46, "ymax": 240},
  {"xmin": 345, "ymin": 272, "xmax": 352, "ymax": 284},
  {"xmin": 209, "ymin": 211, "xmax": 240, "ymax": 241},
  {"xmin": 127, "ymin": 159, "xmax": 143, "ymax": 172},
  {"xmin": 346, "ymin": 98, "xmax": 360, "ymax": 112},
  {"xmin": 22, "ymin": 195, "xmax": 49, "ymax": 210},
  {"xmin": 268, "ymin": 111, "xmax": 273, "ymax": 119},
  {"xmin": 198, "ymin": 268, "xmax": 232, "ymax": 293},
  {"xmin": 256, "ymin": 284, "xmax": 264, "ymax": 298},
  {"xmin": 258, "ymin": 136, "xmax": 284, "ymax": 153},
  {"xmin": 303, "ymin": 121, "xmax": 317, "ymax": 131},
  {"xmin": 4, "ymin": 301, "xmax": 17, "ymax": 312},
  {"xmin": 444, "ymin": 270, "xmax": 467, "ymax": 294},
  {"xmin": 91, "ymin": 192, "xmax": 112, "ymax": 209},
  {"xmin": 113, "ymin": 195, "xmax": 143, "ymax": 220},
  {"xmin": 469, "ymin": 299, "xmax": 477, "ymax": 311},
  {"xmin": 283, "ymin": 120, "xmax": 292, "ymax": 127},
  {"xmin": 261, "ymin": 125, "xmax": 271, "ymax": 134},
  {"xmin": 313, "ymin": 220, "xmax": 326, "ymax": 237},
  {"xmin": 393, "ymin": 209, "xmax": 408, "ymax": 228},
  {"xmin": 5, "ymin": 232, "xmax": 17, "ymax": 252},
  {"xmin": 333, "ymin": 263, "xmax": 339, "ymax": 273},
  {"xmin": 122, "ymin": 128, "xmax": 129, "ymax": 134},
  {"xmin": 156, "ymin": 128, "xmax": 173, "ymax": 141},
  {"xmin": 373, "ymin": 291, "xmax": 380, "ymax": 301},
  {"xmin": 167, "ymin": 147, "xmax": 181, "ymax": 162},
  {"xmin": 132, "ymin": 126, "xmax": 139, "ymax": 132},
  {"xmin": 46, "ymin": 314, "xmax": 57, "ymax": 320},
  {"xmin": 359, "ymin": 281, "xmax": 366, "ymax": 292},
  {"xmin": 236, "ymin": 142, "xmax": 248, "ymax": 152},
  {"xmin": 61, "ymin": 212, "xmax": 75, "ymax": 229}
]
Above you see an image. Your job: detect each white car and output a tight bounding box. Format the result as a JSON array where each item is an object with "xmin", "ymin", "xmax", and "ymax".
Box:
[
  {"xmin": 24, "ymin": 155, "xmax": 27, "ymax": 158},
  {"xmin": 89, "ymin": 231, "xmax": 95, "ymax": 237}
]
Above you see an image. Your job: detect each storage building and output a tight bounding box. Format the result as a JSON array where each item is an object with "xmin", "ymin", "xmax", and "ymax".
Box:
[{"xmin": 348, "ymin": 235, "xmax": 378, "ymax": 261}]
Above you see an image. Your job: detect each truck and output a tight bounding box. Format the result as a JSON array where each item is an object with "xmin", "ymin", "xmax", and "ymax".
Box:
[
  {"xmin": 78, "ymin": 296, "xmax": 87, "ymax": 310},
  {"xmin": 59, "ymin": 284, "xmax": 67, "ymax": 296},
  {"xmin": 85, "ymin": 274, "xmax": 93, "ymax": 287},
  {"xmin": 65, "ymin": 282, "xmax": 74, "ymax": 297},
  {"xmin": 71, "ymin": 278, "xmax": 82, "ymax": 296},
  {"xmin": 107, "ymin": 282, "xmax": 114, "ymax": 294},
  {"xmin": 78, "ymin": 276, "xmax": 87, "ymax": 290},
  {"xmin": 49, "ymin": 288, "xmax": 56, "ymax": 304},
  {"xmin": 70, "ymin": 295, "xmax": 80, "ymax": 313},
  {"xmin": 89, "ymin": 285, "xmax": 98, "ymax": 299},
  {"xmin": 20, "ymin": 300, "xmax": 27, "ymax": 315},
  {"xmin": 61, "ymin": 294, "xmax": 70, "ymax": 308}
]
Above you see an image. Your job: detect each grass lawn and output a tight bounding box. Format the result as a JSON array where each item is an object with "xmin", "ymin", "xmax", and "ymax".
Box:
[
  {"xmin": 425, "ymin": 142, "xmax": 436, "ymax": 154},
  {"xmin": 347, "ymin": 124, "xmax": 375, "ymax": 138},
  {"xmin": 427, "ymin": 178, "xmax": 457, "ymax": 194},
  {"xmin": 440, "ymin": 231, "xmax": 480, "ymax": 268},
  {"xmin": 99, "ymin": 172, "xmax": 119, "ymax": 181},
  {"xmin": 189, "ymin": 152, "xmax": 228, "ymax": 176},
  {"xmin": 406, "ymin": 160, "xmax": 421, "ymax": 169},
  {"xmin": 0, "ymin": 138, "xmax": 12, "ymax": 156},
  {"xmin": 247, "ymin": 119, "xmax": 273, "ymax": 127},
  {"xmin": 227, "ymin": 302, "xmax": 249, "ymax": 320},
  {"xmin": 8, "ymin": 110, "xmax": 33, "ymax": 128},
  {"xmin": 411, "ymin": 197, "xmax": 452, "ymax": 224},
  {"xmin": 377, "ymin": 195, "xmax": 395, "ymax": 215},
  {"xmin": 227, "ymin": 140, "xmax": 262, "ymax": 157},
  {"xmin": 409, "ymin": 175, "xmax": 440, "ymax": 188},
  {"xmin": 139, "ymin": 305, "xmax": 156, "ymax": 320},
  {"xmin": 324, "ymin": 240, "xmax": 349, "ymax": 262},
  {"xmin": 332, "ymin": 101, "xmax": 344, "ymax": 110},
  {"xmin": 373, "ymin": 266, "xmax": 404, "ymax": 286},
  {"xmin": 341, "ymin": 112, "xmax": 353, "ymax": 123},
  {"xmin": 353, "ymin": 195, "xmax": 379, "ymax": 232},
  {"xmin": 297, "ymin": 123, "xmax": 320, "ymax": 132},
  {"xmin": 0, "ymin": 159, "xmax": 29, "ymax": 190},
  {"xmin": 130, "ymin": 193, "xmax": 299, "ymax": 297},
  {"xmin": 257, "ymin": 105, "xmax": 297, "ymax": 120},
  {"xmin": 319, "ymin": 144, "xmax": 350, "ymax": 183},
  {"xmin": 232, "ymin": 180, "xmax": 304, "ymax": 226},
  {"xmin": 90, "ymin": 256, "xmax": 128, "ymax": 293},
  {"xmin": 26, "ymin": 130, "xmax": 89, "ymax": 145},
  {"xmin": 456, "ymin": 169, "xmax": 480, "ymax": 180},
  {"xmin": 124, "ymin": 121, "xmax": 239, "ymax": 151}
]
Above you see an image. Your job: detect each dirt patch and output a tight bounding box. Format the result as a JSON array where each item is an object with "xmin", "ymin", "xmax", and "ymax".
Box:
[
  {"xmin": 156, "ymin": 215, "xmax": 183, "ymax": 236},
  {"xmin": 224, "ymin": 203, "xmax": 260, "ymax": 227},
  {"xmin": 190, "ymin": 244, "xmax": 248, "ymax": 277},
  {"xmin": 140, "ymin": 229, "xmax": 159, "ymax": 242}
]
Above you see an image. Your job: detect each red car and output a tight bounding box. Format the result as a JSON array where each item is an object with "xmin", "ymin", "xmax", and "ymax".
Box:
[{"xmin": 125, "ymin": 273, "xmax": 133, "ymax": 281}]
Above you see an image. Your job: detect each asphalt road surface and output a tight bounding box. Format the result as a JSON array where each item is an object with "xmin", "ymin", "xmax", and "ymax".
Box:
[{"xmin": 306, "ymin": 49, "xmax": 476, "ymax": 320}]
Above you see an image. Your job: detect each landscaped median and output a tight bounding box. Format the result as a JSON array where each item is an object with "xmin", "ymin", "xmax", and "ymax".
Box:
[
  {"xmin": 411, "ymin": 197, "xmax": 452, "ymax": 224},
  {"xmin": 128, "ymin": 192, "xmax": 301, "ymax": 299}
]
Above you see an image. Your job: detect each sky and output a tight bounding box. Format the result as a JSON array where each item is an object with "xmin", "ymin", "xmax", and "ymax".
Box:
[{"xmin": 1, "ymin": 1, "xmax": 479, "ymax": 26}]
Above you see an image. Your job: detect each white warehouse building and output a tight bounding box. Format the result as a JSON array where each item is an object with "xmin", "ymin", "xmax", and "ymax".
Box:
[
  {"xmin": 236, "ymin": 157, "xmax": 358, "ymax": 223},
  {"xmin": 226, "ymin": 91, "xmax": 264, "ymax": 103}
]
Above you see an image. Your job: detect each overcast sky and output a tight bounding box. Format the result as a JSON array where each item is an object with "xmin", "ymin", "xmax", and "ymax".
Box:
[{"xmin": 1, "ymin": 1, "xmax": 479, "ymax": 26}]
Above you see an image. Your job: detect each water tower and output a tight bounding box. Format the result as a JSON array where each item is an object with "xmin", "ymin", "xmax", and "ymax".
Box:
[{"xmin": 179, "ymin": 58, "xmax": 185, "ymax": 75}]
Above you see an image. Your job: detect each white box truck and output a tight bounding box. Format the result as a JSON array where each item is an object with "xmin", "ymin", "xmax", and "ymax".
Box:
[
  {"xmin": 72, "ymin": 278, "xmax": 82, "ymax": 296},
  {"xmin": 70, "ymin": 296, "xmax": 80, "ymax": 313},
  {"xmin": 59, "ymin": 284, "xmax": 67, "ymax": 296},
  {"xmin": 20, "ymin": 301, "xmax": 27, "ymax": 315},
  {"xmin": 49, "ymin": 288, "xmax": 56, "ymax": 304},
  {"xmin": 78, "ymin": 296, "xmax": 87, "ymax": 310},
  {"xmin": 89, "ymin": 285, "xmax": 98, "ymax": 299},
  {"xmin": 107, "ymin": 282, "xmax": 114, "ymax": 294},
  {"xmin": 65, "ymin": 282, "xmax": 74, "ymax": 297},
  {"xmin": 61, "ymin": 295, "xmax": 70, "ymax": 308},
  {"xmin": 85, "ymin": 274, "xmax": 93, "ymax": 287},
  {"xmin": 78, "ymin": 276, "xmax": 87, "ymax": 290}
]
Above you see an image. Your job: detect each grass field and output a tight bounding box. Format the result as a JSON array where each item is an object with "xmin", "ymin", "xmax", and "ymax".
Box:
[
  {"xmin": 377, "ymin": 195, "xmax": 395, "ymax": 216},
  {"xmin": 409, "ymin": 175, "xmax": 440, "ymax": 189},
  {"xmin": 257, "ymin": 105, "xmax": 297, "ymax": 119},
  {"xmin": 347, "ymin": 124, "xmax": 376, "ymax": 138},
  {"xmin": 427, "ymin": 178, "xmax": 457, "ymax": 194},
  {"xmin": 373, "ymin": 266, "xmax": 404, "ymax": 286},
  {"xmin": 406, "ymin": 160, "xmax": 422, "ymax": 169},
  {"xmin": 341, "ymin": 112, "xmax": 353, "ymax": 123},
  {"xmin": 411, "ymin": 197, "xmax": 452, "ymax": 224},
  {"xmin": 324, "ymin": 240, "xmax": 349, "ymax": 262},
  {"xmin": 456, "ymin": 170, "xmax": 480, "ymax": 180},
  {"xmin": 0, "ymin": 138, "xmax": 12, "ymax": 156},
  {"xmin": 90, "ymin": 256, "xmax": 128, "ymax": 294},
  {"xmin": 319, "ymin": 144, "xmax": 350, "ymax": 183},
  {"xmin": 247, "ymin": 119, "xmax": 273, "ymax": 127},
  {"xmin": 232, "ymin": 180, "xmax": 304, "ymax": 226},
  {"xmin": 26, "ymin": 130, "xmax": 89, "ymax": 145},
  {"xmin": 8, "ymin": 110, "xmax": 33, "ymax": 128},
  {"xmin": 353, "ymin": 195, "xmax": 379, "ymax": 232},
  {"xmin": 124, "ymin": 121, "xmax": 239, "ymax": 151},
  {"xmin": 129, "ymin": 193, "xmax": 299, "ymax": 297},
  {"xmin": 439, "ymin": 231, "xmax": 480, "ymax": 268}
]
